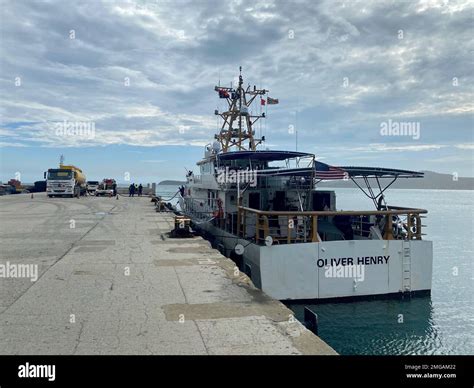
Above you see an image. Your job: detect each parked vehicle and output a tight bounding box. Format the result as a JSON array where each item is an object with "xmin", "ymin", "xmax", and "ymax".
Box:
[
  {"xmin": 95, "ymin": 178, "xmax": 116, "ymax": 196},
  {"xmin": 0, "ymin": 184, "xmax": 16, "ymax": 196},
  {"xmin": 86, "ymin": 180, "xmax": 99, "ymax": 195},
  {"xmin": 45, "ymin": 160, "xmax": 86, "ymax": 198}
]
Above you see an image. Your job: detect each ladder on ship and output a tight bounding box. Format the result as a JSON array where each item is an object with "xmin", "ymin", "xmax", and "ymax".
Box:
[{"xmin": 402, "ymin": 241, "xmax": 412, "ymax": 293}]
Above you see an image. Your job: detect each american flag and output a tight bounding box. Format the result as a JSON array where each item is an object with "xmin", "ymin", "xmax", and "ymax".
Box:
[{"xmin": 314, "ymin": 161, "xmax": 347, "ymax": 180}]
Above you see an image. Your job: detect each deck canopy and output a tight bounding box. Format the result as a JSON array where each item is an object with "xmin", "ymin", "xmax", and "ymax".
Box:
[
  {"xmin": 257, "ymin": 167, "xmax": 313, "ymax": 177},
  {"xmin": 334, "ymin": 166, "xmax": 424, "ymax": 209},
  {"xmin": 338, "ymin": 166, "xmax": 423, "ymax": 178},
  {"xmin": 217, "ymin": 150, "xmax": 313, "ymax": 162}
]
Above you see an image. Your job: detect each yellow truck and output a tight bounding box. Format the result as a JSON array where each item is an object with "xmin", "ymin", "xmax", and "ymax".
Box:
[{"xmin": 45, "ymin": 164, "xmax": 87, "ymax": 198}]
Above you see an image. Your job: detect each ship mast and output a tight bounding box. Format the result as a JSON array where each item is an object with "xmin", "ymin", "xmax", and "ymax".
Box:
[{"xmin": 214, "ymin": 67, "xmax": 267, "ymax": 152}]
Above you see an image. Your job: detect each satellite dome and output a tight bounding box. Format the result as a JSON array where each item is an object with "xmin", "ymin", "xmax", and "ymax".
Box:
[{"xmin": 212, "ymin": 141, "xmax": 221, "ymax": 153}]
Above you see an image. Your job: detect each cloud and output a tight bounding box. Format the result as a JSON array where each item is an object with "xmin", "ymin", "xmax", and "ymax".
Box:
[
  {"xmin": 455, "ymin": 144, "xmax": 474, "ymax": 150},
  {"xmin": 0, "ymin": 0, "xmax": 472, "ymax": 158},
  {"xmin": 0, "ymin": 142, "xmax": 28, "ymax": 148},
  {"xmin": 316, "ymin": 143, "xmax": 447, "ymax": 155},
  {"xmin": 358, "ymin": 144, "xmax": 446, "ymax": 152}
]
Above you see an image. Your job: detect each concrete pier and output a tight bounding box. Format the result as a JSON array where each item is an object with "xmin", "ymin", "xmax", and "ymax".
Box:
[{"xmin": 0, "ymin": 193, "xmax": 336, "ymax": 355}]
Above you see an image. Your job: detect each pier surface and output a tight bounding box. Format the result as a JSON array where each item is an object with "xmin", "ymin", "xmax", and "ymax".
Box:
[{"xmin": 0, "ymin": 193, "xmax": 336, "ymax": 355}]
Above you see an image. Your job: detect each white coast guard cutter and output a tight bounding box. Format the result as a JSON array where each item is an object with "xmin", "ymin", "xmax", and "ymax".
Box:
[{"xmin": 179, "ymin": 69, "xmax": 432, "ymax": 301}]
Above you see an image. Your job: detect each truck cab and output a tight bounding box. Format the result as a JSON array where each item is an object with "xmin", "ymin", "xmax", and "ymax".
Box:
[
  {"xmin": 45, "ymin": 166, "xmax": 86, "ymax": 198},
  {"xmin": 86, "ymin": 181, "xmax": 99, "ymax": 194}
]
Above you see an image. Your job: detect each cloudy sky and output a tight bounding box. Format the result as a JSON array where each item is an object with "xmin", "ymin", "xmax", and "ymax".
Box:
[{"xmin": 0, "ymin": 0, "xmax": 472, "ymax": 183}]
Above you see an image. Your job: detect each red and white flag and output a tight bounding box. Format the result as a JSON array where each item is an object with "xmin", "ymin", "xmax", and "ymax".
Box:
[
  {"xmin": 267, "ymin": 97, "xmax": 279, "ymax": 105},
  {"xmin": 260, "ymin": 98, "xmax": 266, "ymax": 106}
]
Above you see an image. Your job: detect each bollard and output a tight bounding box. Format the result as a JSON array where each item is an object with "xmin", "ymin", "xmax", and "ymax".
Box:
[{"xmin": 170, "ymin": 216, "xmax": 192, "ymax": 237}]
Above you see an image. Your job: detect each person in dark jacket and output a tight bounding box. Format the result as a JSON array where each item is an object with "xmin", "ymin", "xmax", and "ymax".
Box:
[
  {"xmin": 129, "ymin": 183, "xmax": 135, "ymax": 197},
  {"xmin": 138, "ymin": 184, "xmax": 143, "ymax": 196}
]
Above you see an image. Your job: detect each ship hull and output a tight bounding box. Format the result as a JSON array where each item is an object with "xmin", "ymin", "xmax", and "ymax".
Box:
[{"xmin": 195, "ymin": 222, "xmax": 433, "ymax": 301}]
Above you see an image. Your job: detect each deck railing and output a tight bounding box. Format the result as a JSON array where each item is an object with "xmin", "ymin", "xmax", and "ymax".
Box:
[
  {"xmin": 187, "ymin": 174, "xmax": 202, "ymax": 184},
  {"xmin": 182, "ymin": 197, "xmax": 220, "ymax": 221},
  {"xmin": 237, "ymin": 206, "xmax": 427, "ymax": 244}
]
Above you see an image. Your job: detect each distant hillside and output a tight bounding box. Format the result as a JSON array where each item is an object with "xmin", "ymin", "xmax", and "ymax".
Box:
[
  {"xmin": 158, "ymin": 180, "xmax": 186, "ymax": 186},
  {"xmin": 318, "ymin": 171, "xmax": 473, "ymax": 190}
]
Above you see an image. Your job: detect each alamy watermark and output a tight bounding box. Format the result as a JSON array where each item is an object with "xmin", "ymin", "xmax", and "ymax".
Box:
[
  {"xmin": 18, "ymin": 363, "xmax": 55, "ymax": 382},
  {"xmin": 380, "ymin": 119, "xmax": 420, "ymax": 140},
  {"xmin": 0, "ymin": 262, "xmax": 38, "ymax": 282},
  {"xmin": 135, "ymin": 0, "xmax": 168, "ymax": 13},
  {"xmin": 54, "ymin": 120, "xmax": 96, "ymax": 139},
  {"xmin": 216, "ymin": 167, "xmax": 257, "ymax": 187},
  {"xmin": 324, "ymin": 264, "xmax": 365, "ymax": 282}
]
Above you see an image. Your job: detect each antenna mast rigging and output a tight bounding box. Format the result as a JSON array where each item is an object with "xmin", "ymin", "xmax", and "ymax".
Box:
[{"xmin": 214, "ymin": 67, "xmax": 267, "ymax": 152}]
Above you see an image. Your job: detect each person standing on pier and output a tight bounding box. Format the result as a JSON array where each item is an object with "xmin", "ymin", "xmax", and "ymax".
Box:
[
  {"xmin": 138, "ymin": 184, "xmax": 143, "ymax": 196},
  {"xmin": 129, "ymin": 183, "xmax": 135, "ymax": 197}
]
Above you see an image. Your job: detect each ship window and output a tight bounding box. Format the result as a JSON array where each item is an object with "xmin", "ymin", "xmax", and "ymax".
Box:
[
  {"xmin": 273, "ymin": 191, "xmax": 286, "ymax": 211},
  {"xmin": 201, "ymin": 162, "xmax": 213, "ymax": 174},
  {"xmin": 249, "ymin": 192, "xmax": 260, "ymax": 210},
  {"xmin": 208, "ymin": 190, "xmax": 216, "ymax": 206},
  {"xmin": 47, "ymin": 170, "xmax": 73, "ymax": 180},
  {"xmin": 313, "ymin": 192, "xmax": 333, "ymax": 211}
]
